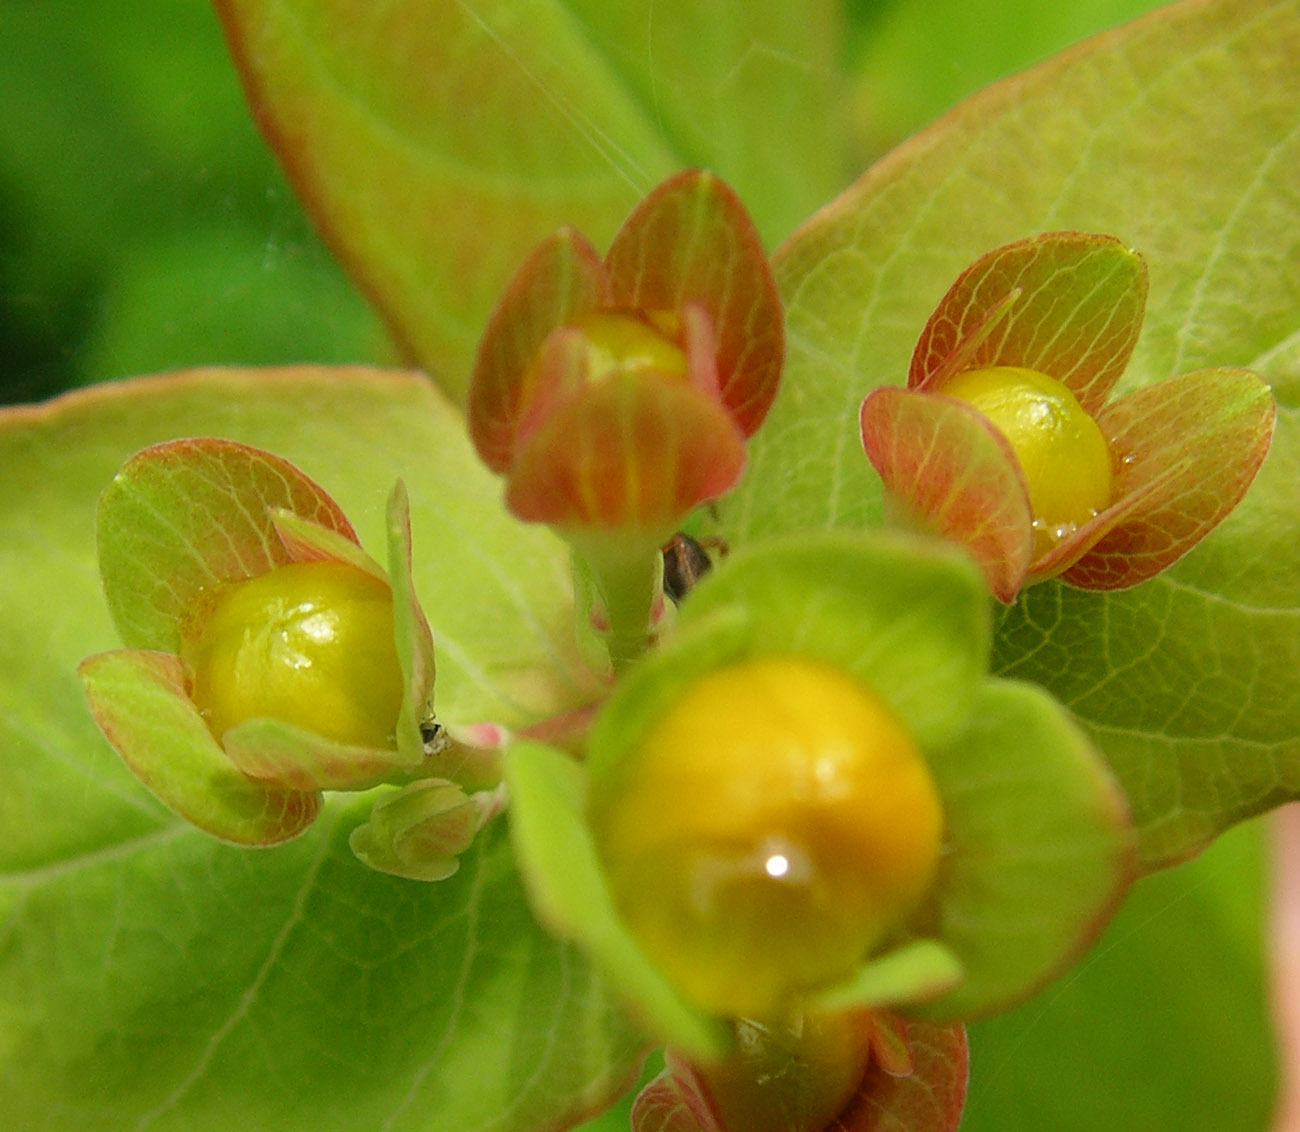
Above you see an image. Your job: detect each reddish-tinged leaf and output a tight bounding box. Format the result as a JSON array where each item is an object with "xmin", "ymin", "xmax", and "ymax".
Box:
[
  {"xmin": 866, "ymin": 1015, "xmax": 913, "ymax": 1079},
  {"xmin": 221, "ymin": 717, "xmax": 411, "ymax": 791},
  {"xmin": 605, "ymin": 170, "xmax": 785, "ymax": 436},
  {"xmin": 98, "ymin": 437, "xmax": 356, "ymax": 653},
  {"xmin": 860, "ymin": 387, "xmax": 1033, "ymax": 602},
  {"xmin": 909, "ymin": 233, "xmax": 1147, "ymax": 414},
  {"xmin": 632, "ymin": 1068, "xmax": 718, "ymax": 1132},
  {"xmin": 1023, "ymin": 475, "xmax": 1157, "ymax": 585},
  {"xmin": 1067, "ymin": 367, "xmax": 1277, "ymax": 589},
  {"xmin": 78, "ymin": 649, "xmax": 321, "ymax": 845},
  {"xmin": 831, "ymin": 1022, "xmax": 968, "ymax": 1132},
  {"xmin": 469, "ymin": 229, "xmax": 610, "ymax": 472},
  {"xmin": 506, "ymin": 374, "xmax": 746, "ymax": 536}
]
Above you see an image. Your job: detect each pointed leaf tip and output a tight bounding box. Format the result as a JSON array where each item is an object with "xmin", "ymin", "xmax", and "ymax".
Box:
[{"xmin": 606, "ymin": 169, "xmax": 784, "ymax": 436}]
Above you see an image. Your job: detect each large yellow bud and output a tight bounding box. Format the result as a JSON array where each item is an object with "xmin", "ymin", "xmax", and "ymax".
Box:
[
  {"xmin": 591, "ymin": 656, "xmax": 943, "ymax": 1019},
  {"xmin": 182, "ymin": 560, "xmax": 404, "ymax": 750},
  {"xmin": 939, "ymin": 365, "xmax": 1113, "ymax": 558}
]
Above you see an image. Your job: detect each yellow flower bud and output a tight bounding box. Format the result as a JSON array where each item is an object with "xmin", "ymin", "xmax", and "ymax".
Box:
[
  {"xmin": 572, "ymin": 310, "xmax": 687, "ymax": 384},
  {"xmin": 591, "ymin": 656, "xmax": 943, "ymax": 1019},
  {"xmin": 702, "ymin": 1012, "xmax": 874, "ymax": 1132},
  {"xmin": 182, "ymin": 560, "xmax": 404, "ymax": 750},
  {"xmin": 939, "ymin": 365, "xmax": 1113, "ymax": 557}
]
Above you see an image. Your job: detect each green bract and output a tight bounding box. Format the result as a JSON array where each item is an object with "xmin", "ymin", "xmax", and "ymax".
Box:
[{"xmin": 507, "ymin": 530, "xmax": 1136, "ymax": 1057}]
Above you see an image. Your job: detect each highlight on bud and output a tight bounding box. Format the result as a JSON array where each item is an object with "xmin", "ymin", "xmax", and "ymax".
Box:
[
  {"xmin": 860, "ymin": 232, "xmax": 1277, "ymax": 601},
  {"xmin": 505, "ymin": 532, "xmax": 1135, "ymax": 1073},
  {"xmin": 632, "ymin": 1011, "xmax": 968, "ymax": 1132},
  {"xmin": 590, "ymin": 655, "xmax": 943, "ymax": 1019},
  {"xmin": 79, "ymin": 438, "xmax": 437, "ymax": 846},
  {"xmin": 467, "ymin": 169, "xmax": 783, "ymax": 540}
]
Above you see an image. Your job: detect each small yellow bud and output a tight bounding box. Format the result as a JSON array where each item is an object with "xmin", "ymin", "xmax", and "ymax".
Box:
[
  {"xmin": 939, "ymin": 366, "xmax": 1113, "ymax": 557},
  {"xmin": 591, "ymin": 656, "xmax": 943, "ymax": 1019},
  {"xmin": 703, "ymin": 1012, "xmax": 874, "ymax": 1132},
  {"xmin": 182, "ymin": 560, "xmax": 404, "ymax": 750},
  {"xmin": 572, "ymin": 310, "xmax": 687, "ymax": 384}
]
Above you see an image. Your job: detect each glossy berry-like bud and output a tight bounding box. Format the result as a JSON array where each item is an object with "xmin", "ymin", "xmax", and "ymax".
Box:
[
  {"xmin": 701, "ymin": 1011, "xmax": 875, "ymax": 1132},
  {"xmin": 182, "ymin": 560, "xmax": 404, "ymax": 750},
  {"xmin": 591, "ymin": 656, "xmax": 943, "ymax": 1019},
  {"xmin": 937, "ymin": 366, "xmax": 1113, "ymax": 557},
  {"xmin": 570, "ymin": 310, "xmax": 687, "ymax": 385}
]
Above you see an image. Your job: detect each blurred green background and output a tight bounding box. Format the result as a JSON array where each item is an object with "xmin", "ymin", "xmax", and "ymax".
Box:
[
  {"xmin": 2, "ymin": 0, "xmax": 1170, "ymax": 406},
  {"xmin": 8, "ymin": 3, "xmax": 1278, "ymax": 1132}
]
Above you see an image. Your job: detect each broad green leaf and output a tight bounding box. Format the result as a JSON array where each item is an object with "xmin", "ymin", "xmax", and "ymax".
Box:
[
  {"xmin": 914, "ymin": 680, "xmax": 1135, "ymax": 1021},
  {"xmin": 505, "ymin": 739, "xmax": 730, "ymax": 1063},
  {"xmin": 959, "ymin": 816, "xmax": 1276, "ymax": 1132},
  {"xmin": 727, "ymin": 0, "xmax": 1300, "ymax": 868},
  {"xmin": 0, "ymin": 367, "xmax": 640, "ymax": 1131},
  {"xmin": 214, "ymin": 0, "xmax": 842, "ymax": 403}
]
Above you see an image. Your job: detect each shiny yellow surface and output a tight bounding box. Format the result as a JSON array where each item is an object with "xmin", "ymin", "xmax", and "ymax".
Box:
[
  {"xmin": 592, "ymin": 656, "xmax": 942, "ymax": 1019},
  {"xmin": 182, "ymin": 560, "xmax": 403, "ymax": 750},
  {"xmin": 940, "ymin": 365, "xmax": 1113, "ymax": 557},
  {"xmin": 572, "ymin": 309, "xmax": 687, "ymax": 383}
]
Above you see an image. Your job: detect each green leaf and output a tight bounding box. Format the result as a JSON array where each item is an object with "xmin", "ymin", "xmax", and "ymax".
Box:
[
  {"xmin": 214, "ymin": 0, "xmax": 841, "ymax": 402},
  {"xmin": 0, "ymin": 367, "xmax": 636, "ymax": 1131},
  {"xmin": 913, "ymin": 680, "xmax": 1135, "ymax": 1021},
  {"xmin": 813, "ymin": 940, "xmax": 963, "ymax": 1015},
  {"xmin": 959, "ymin": 816, "xmax": 1275, "ymax": 1132},
  {"xmin": 505, "ymin": 738, "xmax": 731, "ymax": 1063},
  {"xmin": 729, "ymin": 0, "xmax": 1300, "ymax": 868},
  {"xmin": 679, "ymin": 532, "xmax": 992, "ymax": 750}
]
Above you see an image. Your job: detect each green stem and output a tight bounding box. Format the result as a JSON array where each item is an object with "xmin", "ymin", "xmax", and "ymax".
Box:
[{"xmin": 576, "ymin": 538, "xmax": 662, "ymax": 674}]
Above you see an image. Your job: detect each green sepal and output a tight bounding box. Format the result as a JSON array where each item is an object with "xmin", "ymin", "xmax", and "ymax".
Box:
[
  {"xmin": 914, "ymin": 678, "xmax": 1136, "ymax": 1020},
  {"xmin": 221, "ymin": 716, "xmax": 416, "ymax": 792},
  {"xmin": 812, "ymin": 939, "xmax": 964, "ymax": 1014},
  {"xmin": 386, "ymin": 480, "xmax": 437, "ymax": 764},
  {"xmin": 269, "ymin": 507, "xmax": 387, "ymax": 580},
  {"xmin": 78, "ymin": 649, "xmax": 320, "ymax": 845},
  {"xmin": 677, "ymin": 531, "xmax": 992, "ymax": 749},
  {"xmin": 349, "ymin": 778, "xmax": 483, "ymax": 882},
  {"xmin": 505, "ymin": 738, "xmax": 732, "ymax": 1063}
]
